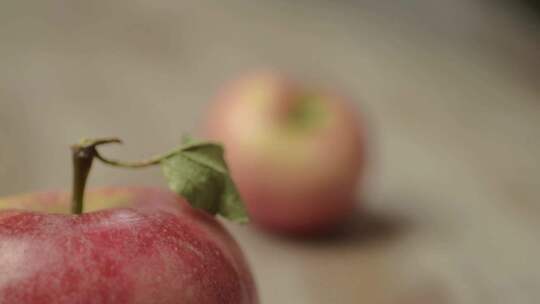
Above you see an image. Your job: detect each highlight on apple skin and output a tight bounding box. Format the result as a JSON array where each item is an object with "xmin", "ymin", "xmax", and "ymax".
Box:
[
  {"xmin": 205, "ymin": 72, "xmax": 366, "ymax": 235},
  {"xmin": 0, "ymin": 187, "xmax": 258, "ymax": 304}
]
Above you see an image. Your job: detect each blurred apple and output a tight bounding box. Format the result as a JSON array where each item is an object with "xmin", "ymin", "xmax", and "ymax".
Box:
[{"xmin": 205, "ymin": 72, "xmax": 366, "ymax": 235}]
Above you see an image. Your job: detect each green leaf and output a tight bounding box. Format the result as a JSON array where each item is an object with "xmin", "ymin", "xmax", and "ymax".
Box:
[{"xmin": 161, "ymin": 141, "xmax": 248, "ymax": 223}]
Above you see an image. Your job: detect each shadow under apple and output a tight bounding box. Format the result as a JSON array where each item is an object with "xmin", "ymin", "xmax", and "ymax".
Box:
[{"xmin": 250, "ymin": 200, "xmax": 416, "ymax": 250}]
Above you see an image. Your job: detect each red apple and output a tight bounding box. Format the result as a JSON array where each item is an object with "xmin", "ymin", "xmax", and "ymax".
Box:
[
  {"xmin": 205, "ymin": 72, "xmax": 366, "ymax": 235},
  {"xmin": 0, "ymin": 139, "xmax": 258, "ymax": 303}
]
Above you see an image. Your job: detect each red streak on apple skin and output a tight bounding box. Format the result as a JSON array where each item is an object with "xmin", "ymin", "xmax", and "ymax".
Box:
[{"xmin": 0, "ymin": 187, "xmax": 258, "ymax": 304}]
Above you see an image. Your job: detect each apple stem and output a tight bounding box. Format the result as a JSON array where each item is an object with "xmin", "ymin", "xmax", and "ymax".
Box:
[
  {"xmin": 70, "ymin": 137, "xmax": 179, "ymax": 214},
  {"xmin": 93, "ymin": 146, "xmax": 188, "ymax": 169},
  {"xmin": 71, "ymin": 144, "xmax": 95, "ymax": 214},
  {"xmin": 94, "ymin": 151, "xmax": 163, "ymax": 168},
  {"xmin": 70, "ymin": 138, "xmax": 122, "ymax": 214}
]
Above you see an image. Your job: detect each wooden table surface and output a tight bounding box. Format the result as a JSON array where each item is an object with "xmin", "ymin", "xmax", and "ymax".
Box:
[{"xmin": 1, "ymin": 1, "xmax": 539, "ymax": 303}]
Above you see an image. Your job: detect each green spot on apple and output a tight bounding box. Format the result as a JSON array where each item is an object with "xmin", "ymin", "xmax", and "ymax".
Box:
[
  {"xmin": 286, "ymin": 95, "xmax": 328, "ymax": 131},
  {"xmin": 0, "ymin": 191, "xmax": 133, "ymax": 214}
]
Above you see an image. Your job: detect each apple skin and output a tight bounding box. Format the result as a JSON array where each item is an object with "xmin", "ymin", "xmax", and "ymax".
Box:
[
  {"xmin": 0, "ymin": 187, "xmax": 258, "ymax": 304},
  {"xmin": 205, "ymin": 72, "xmax": 365, "ymax": 235}
]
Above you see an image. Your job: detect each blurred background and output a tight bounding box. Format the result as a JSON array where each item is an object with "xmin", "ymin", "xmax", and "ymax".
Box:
[{"xmin": 1, "ymin": 0, "xmax": 539, "ymax": 303}]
